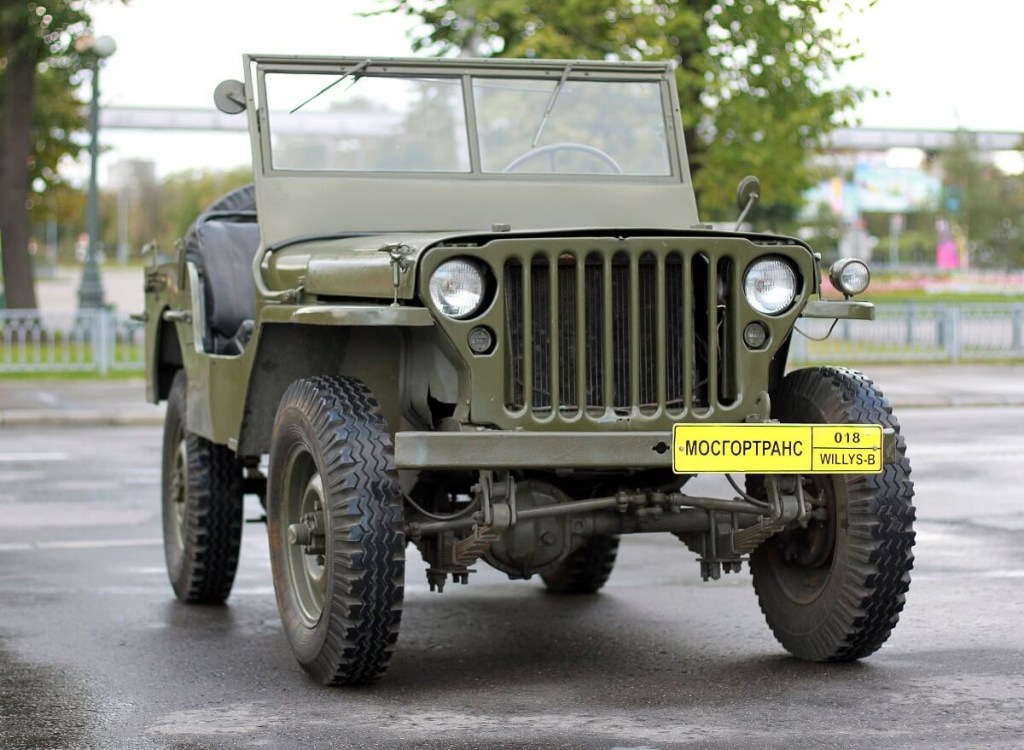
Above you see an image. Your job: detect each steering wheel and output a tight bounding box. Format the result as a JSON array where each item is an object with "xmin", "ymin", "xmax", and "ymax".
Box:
[{"xmin": 503, "ymin": 142, "xmax": 623, "ymax": 174}]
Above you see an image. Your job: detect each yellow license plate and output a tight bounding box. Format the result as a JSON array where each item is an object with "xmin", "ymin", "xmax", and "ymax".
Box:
[{"xmin": 672, "ymin": 424, "xmax": 884, "ymax": 475}]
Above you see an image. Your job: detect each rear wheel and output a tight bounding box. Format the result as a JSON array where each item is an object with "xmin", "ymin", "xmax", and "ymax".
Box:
[
  {"xmin": 749, "ymin": 367, "xmax": 915, "ymax": 661},
  {"xmin": 161, "ymin": 370, "xmax": 244, "ymax": 604},
  {"xmin": 541, "ymin": 535, "xmax": 620, "ymax": 594},
  {"xmin": 268, "ymin": 376, "xmax": 405, "ymax": 685}
]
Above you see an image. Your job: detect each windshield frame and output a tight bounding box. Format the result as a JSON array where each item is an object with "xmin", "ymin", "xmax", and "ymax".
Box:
[{"xmin": 251, "ymin": 57, "xmax": 686, "ymax": 184}]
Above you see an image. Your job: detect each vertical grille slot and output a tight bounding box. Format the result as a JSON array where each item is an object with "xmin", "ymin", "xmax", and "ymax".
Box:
[
  {"xmin": 717, "ymin": 257, "xmax": 738, "ymax": 406},
  {"xmin": 611, "ymin": 252, "xmax": 631, "ymax": 410},
  {"xmin": 504, "ymin": 259, "xmax": 524, "ymax": 408},
  {"xmin": 531, "ymin": 257, "xmax": 551, "ymax": 411},
  {"xmin": 691, "ymin": 253, "xmax": 711, "ymax": 413},
  {"xmin": 665, "ymin": 253, "xmax": 686, "ymax": 415},
  {"xmin": 584, "ymin": 254, "xmax": 604, "ymax": 414},
  {"xmin": 638, "ymin": 253, "xmax": 658, "ymax": 414},
  {"xmin": 503, "ymin": 245, "xmax": 737, "ymax": 419},
  {"xmin": 558, "ymin": 257, "xmax": 578, "ymax": 416}
]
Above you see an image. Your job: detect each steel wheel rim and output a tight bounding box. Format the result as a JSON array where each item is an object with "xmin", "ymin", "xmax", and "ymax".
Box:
[
  {"xmin": 283, "ymin": 447, "xmax": 327, "ymax": 629},
  {"xmin": 766, "ymin": 477, "xmax": 839, "ymax": 606},
  {"xmin": 170, "ymin": 437, "xmax": 188, "ymax": 553}
]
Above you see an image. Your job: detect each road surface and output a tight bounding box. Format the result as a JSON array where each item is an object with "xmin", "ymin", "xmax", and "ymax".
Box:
[{"xmin": 1, "ymin": 406, "xmax": 1022, "ymax": 749}]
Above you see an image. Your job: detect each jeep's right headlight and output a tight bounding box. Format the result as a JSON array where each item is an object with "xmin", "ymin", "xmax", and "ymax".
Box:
[
  {"xmin": 429, "ymin": 259, "xmax": 486, "ymax": 319},
  {"xmin": 743, "ymin": 257, "xmax": 798, "ymax": 315}
]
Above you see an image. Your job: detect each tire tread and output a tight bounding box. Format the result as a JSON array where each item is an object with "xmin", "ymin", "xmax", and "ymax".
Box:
[
  {"xmin": 162, "ymin": 370, "xmax": 244, "ymax": 605},
  {"xmin": 750, "ymin": 366, "xmax": 916, "ymax": 662},
  {"xmin": 271, "ymin": 375, "xmax": 404, "ymax": 686}
]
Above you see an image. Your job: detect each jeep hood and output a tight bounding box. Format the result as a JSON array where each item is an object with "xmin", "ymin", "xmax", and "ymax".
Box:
[{"xmin": 268, "ymin": 228, "xmax": 814, "ymax": 302}]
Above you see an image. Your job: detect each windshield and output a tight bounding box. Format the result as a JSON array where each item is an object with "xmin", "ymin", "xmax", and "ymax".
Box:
[
  {"xmin": 265, "ymin": 73, "xmax": 471, "ymax": 172},
  {"xmin": 261, "ymin": 69, "xmax": 673, "ymax": 177},
  {"xmin": 473, "ymin": 78, "xmax": 671, "ymax": 175}
]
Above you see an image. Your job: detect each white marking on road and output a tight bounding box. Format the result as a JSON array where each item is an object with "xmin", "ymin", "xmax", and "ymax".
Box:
[
  {"xmin": 0, "ymin": 537, "xmax": 161, "ymax": 552},
  {"xmin": 0, "ymin": 502, "xmax": 153, "ymax": 529},
  {"xmin": 227, "ymin": 587, "xmax": 275, "ymax": 596},
  {"xmin": 38, "ymin": 537, "xmax": 162, "ymax": 550},
  {"xmin": 0, "ymin": 543, "xmax": 33, "ymax": 552},
  {"xmin": 981, "ymin": 569, "xmax": 1024, "ymax": 578},
  {"xmin": 0, "ymin": 452, "xmax": 69, "ymax": 462},
  {"xmin": 911, "ymin": 444, "xmax": 1022, "ymax": 459}
]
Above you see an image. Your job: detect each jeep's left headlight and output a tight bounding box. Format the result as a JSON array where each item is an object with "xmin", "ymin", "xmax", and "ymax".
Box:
[
  {"xmin": 744, "ymin": 257, "xmax": 798, "ymax": 315},
  {"xmin": 429, "ymin": 259, "xmax": 486, "ymax": 319}
]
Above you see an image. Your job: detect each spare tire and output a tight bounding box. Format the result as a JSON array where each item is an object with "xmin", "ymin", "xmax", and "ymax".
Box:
[
  {"xmin": 183, "ymin": 183, "xmax": 256, "ymax": 257},
  {"xmin": 203, "ymin": 183, "xmax": 256, "ymax": 215}
]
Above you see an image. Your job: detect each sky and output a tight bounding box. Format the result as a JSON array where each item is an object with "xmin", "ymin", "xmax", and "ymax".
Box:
[{"xmin": 82, "ymin": 0, "xmax": 1022, "ymax": 181}]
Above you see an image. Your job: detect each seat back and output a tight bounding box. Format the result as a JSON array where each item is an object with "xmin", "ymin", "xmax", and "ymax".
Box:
[{"xmin": 190, "ymin": 219, "xmax": 261, "ymax": 350}]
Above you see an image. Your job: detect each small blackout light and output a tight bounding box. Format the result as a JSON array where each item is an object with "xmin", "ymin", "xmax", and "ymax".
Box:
[
  {"xmin": 829, "ymin": 258, "xmax": 871, "ymax": 297},
  {"xmin": 743, "ymin": 322, "xmax": 769, "ymax": 350},
  {"xmin": 467, "ymin": 326, "xmax": 495, "ymax": 354}
]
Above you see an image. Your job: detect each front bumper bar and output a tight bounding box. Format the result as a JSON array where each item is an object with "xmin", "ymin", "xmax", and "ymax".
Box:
[
  {"xmin": 394, "ymin": 428, "xmax": 899, "ymax": 471},
  {"xmin": 395, "ymin": 431, "xmax": 673, "ymax": 470}
]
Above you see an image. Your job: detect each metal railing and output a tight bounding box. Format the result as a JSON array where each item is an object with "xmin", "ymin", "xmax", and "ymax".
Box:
[
  {"xmin": 0, "ymin": 309, "xmax": 145, "ymax": 374},
  {"xmin": 1, "ymin": 303, "xmax": 1022, "ymax": 376},
  {"xmin": 790, "ymin": 303, "xmax": 1024, "ymax": 363}
]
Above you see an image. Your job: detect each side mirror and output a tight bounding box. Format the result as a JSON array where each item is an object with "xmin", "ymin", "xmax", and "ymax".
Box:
[
  {"xmin": 213, "ymin": 79, "xmax": 246, "ymax": 114},
  {"xmin": 734, "ymin": 175, "xmax": 761, "ymax": 230}
]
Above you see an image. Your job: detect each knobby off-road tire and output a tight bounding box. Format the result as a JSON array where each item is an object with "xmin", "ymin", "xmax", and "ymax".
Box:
[
  {"xmin": 268, "ymin": 376, "xmax": 405, "ymax": 686},
  {"xmin": 541, "ymin": 535, "xmax": 620, "ymax": 594},
  {"xmin": 749, "ymin": 367, "xmax": 916, "ymax": 662},
  {"xmin": 161, "ymin": 370, "xmax": 245, "ymax": 604}
]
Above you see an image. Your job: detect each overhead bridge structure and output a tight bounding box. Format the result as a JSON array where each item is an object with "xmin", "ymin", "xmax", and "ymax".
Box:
[{"xmin": 100, "ymin": 106, "xmax": 1022, "ymax": 152}]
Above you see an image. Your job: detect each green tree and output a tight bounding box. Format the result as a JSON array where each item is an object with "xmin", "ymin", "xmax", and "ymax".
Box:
[
  {"xmin": 0, "ymin": 0, "xmax": 100, "ymax": 309},
  {"xmin": 941, "ymin": 130, "xmax": 1024, "ymax": 269},
  {"xmin": 379, "ymin": 0, "xmax": 868, "ymax": 220}
]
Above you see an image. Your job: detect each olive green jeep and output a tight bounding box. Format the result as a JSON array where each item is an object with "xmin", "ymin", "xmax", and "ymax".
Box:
[{"xmin": 143, "ymin": 55, "xmax": 915, "ymax": 686}]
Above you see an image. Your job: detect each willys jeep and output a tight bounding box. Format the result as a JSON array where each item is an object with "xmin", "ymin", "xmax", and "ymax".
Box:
[{"xmin": 143, "ymin": 55, "xmax": 915, "ymax": 686}]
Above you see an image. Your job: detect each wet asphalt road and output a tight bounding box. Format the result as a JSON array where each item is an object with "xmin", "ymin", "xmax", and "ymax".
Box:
[{"xmin": 1, "ymin": 407, "xmax": 1023, "ymax": 750}]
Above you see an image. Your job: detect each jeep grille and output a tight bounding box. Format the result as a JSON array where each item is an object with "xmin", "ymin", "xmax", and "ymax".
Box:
[{"xmin": 504, "ymin": 250, "xmax": 738, "ymax": 418}]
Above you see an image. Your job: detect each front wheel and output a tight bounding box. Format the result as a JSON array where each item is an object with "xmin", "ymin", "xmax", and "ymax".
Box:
[
  {"xmin": 268, "ymin": 376, "xmax": 405, "ymax": 686},
  {"xmin": 748, "ymin": 367, "xmax": 916, "ymax": 662}
]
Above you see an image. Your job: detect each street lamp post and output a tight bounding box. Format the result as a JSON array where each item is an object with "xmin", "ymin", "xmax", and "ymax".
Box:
[{"xmin": 76, "ymin": 35, "xmax": 116, "ymax": 311}]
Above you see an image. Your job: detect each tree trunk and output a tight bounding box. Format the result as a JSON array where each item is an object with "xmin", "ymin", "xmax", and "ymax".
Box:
[{"xmin": 0, "ymin": 18, "xmax": 40, "ymax": 310}]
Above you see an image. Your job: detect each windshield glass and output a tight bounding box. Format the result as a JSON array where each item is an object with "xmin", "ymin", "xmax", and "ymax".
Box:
[
  {"xmin": 264, "ymin": 73, "xmax": 471, "ymax": 172},
  {"xmin": 261, "ymin": 69, "xmax": 673, "ymax": 177},
  {"xmin": 473, "ymin": 78, "xmax": 671, "ymax": 176}
]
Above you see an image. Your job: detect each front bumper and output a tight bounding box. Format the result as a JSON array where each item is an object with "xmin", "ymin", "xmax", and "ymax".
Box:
[
  {"xmin": 395, "ymin": 431, "xmax": 672, "ymax": 470},
  {"xmin": 394, "ymin": 428, "xmax": 899, "ymax": 471}
]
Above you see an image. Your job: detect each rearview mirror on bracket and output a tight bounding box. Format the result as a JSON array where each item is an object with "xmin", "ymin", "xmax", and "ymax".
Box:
[{"xmin": 213, "ymin": 79, "xmax": 246, "ymax": 114}]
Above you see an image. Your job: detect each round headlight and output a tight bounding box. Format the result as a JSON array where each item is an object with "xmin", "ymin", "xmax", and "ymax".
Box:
[
  {"xmin": 743, "ymin": 257, "xmax": 798, "ymax": 315},
  {"xmin": 429, "ymin": 259, "xmax": 486, "ymax": 319},
  {"xmin": 829, "ymin": 258, "xmax": 871, "ymax": 297}
]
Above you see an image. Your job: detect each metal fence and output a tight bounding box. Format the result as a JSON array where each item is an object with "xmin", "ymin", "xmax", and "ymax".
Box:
[
  {"xmin": 0, "ymin": 309, "xmax": 145, "ymax": 374},
  {"xmin": 1, "ymin": 303, "xmax": 1022, "ymax": 375},
  {"xmin": 790, "ymin": 303, "xmax": 1024, "ymax": 363}
]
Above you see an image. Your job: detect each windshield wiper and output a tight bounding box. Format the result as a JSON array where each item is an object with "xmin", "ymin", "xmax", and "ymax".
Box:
[
  {"xmin": 289, "ymin": 59, "xmax": 372, "ymax": 114},
  {"xmin": 531, "ymin": 63, "xmax": 574, "ymax": 147}
]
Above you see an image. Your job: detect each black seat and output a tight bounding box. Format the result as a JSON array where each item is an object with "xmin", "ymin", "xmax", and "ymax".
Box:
[{"xmin": 189, "ymin": 218, "xmax": 260, "ymax": 354}]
